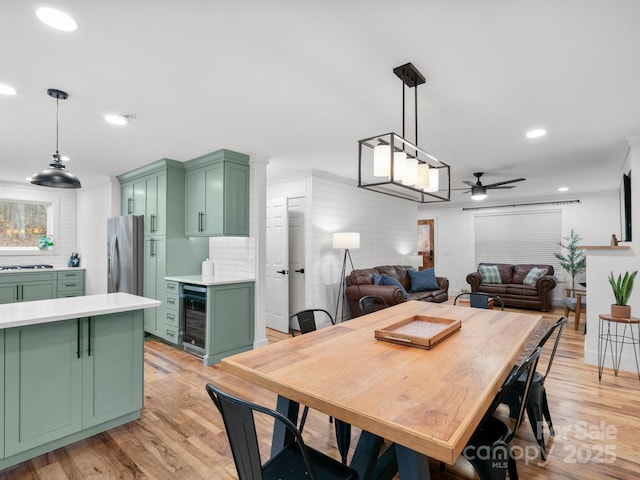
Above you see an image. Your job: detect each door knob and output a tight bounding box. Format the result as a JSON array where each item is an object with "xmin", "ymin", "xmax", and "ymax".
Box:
[
  {"xmin": 276, "ymin": 270, "xmax": 288, "ymax": 275},
  {"xmin": 294, "ymin": 268, "xmax": 305, "ymax": 274}
]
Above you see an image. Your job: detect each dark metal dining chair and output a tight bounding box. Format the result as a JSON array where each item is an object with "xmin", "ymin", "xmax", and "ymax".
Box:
[
  {"xmin": 358, "ymin": 295, "xmax": 388, "ymax": 315},
  {"xmin": 454, "ymin": 292, "xmax": 505, "ymax": 310},
  {"xmin": 289, "ymin": 308, "xmax": 334, "ymax": 337},
  {"xmin": 505, "ymin": 316, "xmax": 568, "ymax": 460},
  {"xmin": 288, "ymin": 309, "xmax": 351, "ymax": 465},
  {"xmin": 205, "ymin": 383, "xmax": 359, "ymax": 480},
  {"xmin": 462, "ymin": 346, "xmax": 542, "ymax": 480}
]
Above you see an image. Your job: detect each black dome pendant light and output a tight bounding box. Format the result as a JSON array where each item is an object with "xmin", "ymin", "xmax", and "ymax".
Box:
[{"xmin": 31, "ymin": 88, "xmax": 81, "ymax": 188}]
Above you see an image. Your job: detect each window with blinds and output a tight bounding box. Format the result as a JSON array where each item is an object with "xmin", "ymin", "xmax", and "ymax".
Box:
[{"xmin": 474, "ymin": 210, "xmax": 562, "ymax": 270}]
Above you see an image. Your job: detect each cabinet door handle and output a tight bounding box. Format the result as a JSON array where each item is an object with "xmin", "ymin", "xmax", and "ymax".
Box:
[
  {"xmin": 16, "ymin": 285, "xmax": 20, "ymax": 301},
  {"xmin": 77, "ymin": 319, "xmax": 81, "ymax": 358},
  {"xmin": 87, "ymin": 318, "xmax": 92, "ymax": 356},
  {"xmin": 128, "ymin": 197, "xmax": 133, "ymax": 215},
  {"xmin": 276, "ymin": 270, "xmax": 288, "ymax": 275},
  {"xmin": 295, "ymin": 268, "xmax": 305, "ymax": 274},
  {"xmin": 150, "ymin": 238, "xmax": 156, "ymax": 257},
  {"xmin": 198, "ymin": 212, "xmax": 204, "ymax": 232},
  {"xmin": 150, "ymin": 214, "xmax": 156, "ymax": 232}
]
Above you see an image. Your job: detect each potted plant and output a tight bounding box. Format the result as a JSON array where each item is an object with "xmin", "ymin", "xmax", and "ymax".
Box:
[
  {"xmin": 608, "ymin": 270, "xmax": 637, "ymax": 318},
  {"xmin": 554, "ymin": 229, "xmax": 586, "ymax": 294}
]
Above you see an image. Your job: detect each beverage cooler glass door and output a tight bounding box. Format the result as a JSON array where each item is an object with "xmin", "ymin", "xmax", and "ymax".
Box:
[{"xmin": 182, "ymin": 284, "xmax": 207, "ymax": 357}]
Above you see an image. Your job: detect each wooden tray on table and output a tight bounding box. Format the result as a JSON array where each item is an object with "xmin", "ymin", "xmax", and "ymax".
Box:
[{"xmin": 375, "ymin": 315, "xmax": 461, "ymax": 349}]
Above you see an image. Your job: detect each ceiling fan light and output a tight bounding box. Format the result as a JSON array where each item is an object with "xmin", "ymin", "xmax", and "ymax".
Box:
[
  {"xmin": 373, "ymin": 145, "xmax": 391, "ymax": 177},
  {"xmin": 471, "ymin": 185, "xmax": 487, "ymax": 201}
]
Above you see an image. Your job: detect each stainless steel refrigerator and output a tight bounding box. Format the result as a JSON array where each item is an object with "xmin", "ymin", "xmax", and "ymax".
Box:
[{"xmin": 107, "ymin": 215, "xmax": 144, "ymax": 295}]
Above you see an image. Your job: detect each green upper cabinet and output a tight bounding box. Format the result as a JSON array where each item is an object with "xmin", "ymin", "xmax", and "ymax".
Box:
[
  {"xmin": 184, "ymin": 149, "xmax": 249, "ymax": 237},
  {"xmin": 117, "ymin": 159, "xmax": 184, "ymax": 237}
]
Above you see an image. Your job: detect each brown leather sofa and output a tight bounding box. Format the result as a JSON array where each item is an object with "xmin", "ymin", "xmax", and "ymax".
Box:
[
  {"xmin": 346, "ymin": 265, "xmax": 449, "ymax": 317},
  {"xmin": 466, "ymin": 263, "xmax": 557, "ymax": 312}
]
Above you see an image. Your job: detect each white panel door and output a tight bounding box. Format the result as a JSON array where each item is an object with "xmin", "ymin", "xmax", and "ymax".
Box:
[
  {"xmin": 288, "ymin": 197, "xmax": 306, "ymax": 317},
  {"xmin": 265, "ymin": 198, "xmax": 289, "ymax": 332}
]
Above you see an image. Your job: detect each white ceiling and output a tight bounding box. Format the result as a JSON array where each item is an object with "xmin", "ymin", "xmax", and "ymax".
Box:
[{"xmin": 2, "ymin": 1, "xmax": 639, "ymax": 205}]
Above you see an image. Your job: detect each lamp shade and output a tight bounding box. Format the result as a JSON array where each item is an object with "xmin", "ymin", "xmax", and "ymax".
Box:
[
  {"xmin": 373, "ymin": 145, "xmax": 391, "ymax": 177},
  {"xmin": 407, "ymin": 255, "xmax": 424, "ymax": 267},
  {"xmin": 332, "ymin": 232, "xmax": 360, "ymax": 250}
]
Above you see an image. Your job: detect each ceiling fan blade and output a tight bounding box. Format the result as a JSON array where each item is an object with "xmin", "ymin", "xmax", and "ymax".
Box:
[
  {"xmin": 487, "ymin": 185, "xmax": 516, "ymax": 189},
  {"xmin": 483, "ymin": 178, "xmax": 526, "ymax": 188},
  {"xmin": 462, "ymin": 180, "xmax": 477, "ymax": 187}
]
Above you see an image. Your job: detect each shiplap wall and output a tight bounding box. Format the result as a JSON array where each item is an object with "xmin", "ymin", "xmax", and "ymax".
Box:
[
  {"xmin": 268, "ymin": 171, "xmax": 418, "ymax": 321},
  {"xmin": 0, "ymin": 180, "xmax": 76, "ymax": 267}
]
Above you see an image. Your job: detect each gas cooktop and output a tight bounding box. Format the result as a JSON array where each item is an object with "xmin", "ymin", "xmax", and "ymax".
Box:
[{"xmin": 0, "ymin": 264, "xmax": 54, "ymax": 271}]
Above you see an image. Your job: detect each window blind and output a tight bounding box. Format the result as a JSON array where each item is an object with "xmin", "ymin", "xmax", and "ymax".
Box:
[{"xmin": 474, "ymin": 210, "xmax": 562, "ymax": 270}]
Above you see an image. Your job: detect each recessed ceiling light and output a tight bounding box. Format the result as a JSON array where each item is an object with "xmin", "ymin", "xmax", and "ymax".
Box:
[
  {"xmin": 0, "ymin": 84, "xmax": 17, "ymax": 95},
  {"xmin": 105, "ymin": 113, "xmax": 135, "ymax": 126},
  {"xmin": 36, "ymin": 7, "xmax": 78, "ymax": 32},
  {"xmin": 526, "ymin": 128, "xmax": 546, "ymax": 139},
  {"xmin": 558, "ymin": 187, "xmax": 569, "ymax": 192}
]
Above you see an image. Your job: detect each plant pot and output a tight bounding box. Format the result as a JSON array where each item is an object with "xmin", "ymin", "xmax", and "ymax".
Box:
[{"xmin": 611, "ymin": 304, "xmax": 631, "ymax": 319}]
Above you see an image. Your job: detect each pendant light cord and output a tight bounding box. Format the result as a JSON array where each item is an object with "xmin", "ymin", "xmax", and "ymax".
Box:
[{"xmin": 55, "ymin": 96, "xmax": 60, "ymax": 154}]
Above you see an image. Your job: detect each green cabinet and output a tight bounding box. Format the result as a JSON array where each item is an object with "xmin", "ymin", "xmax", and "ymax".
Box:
[
  {"xmin": 83, "ymin": 313, "xmax": 144, "ymax": 428},
  {"xmin": 0, "ymin": 270, "xmax": 85, "ymax": 304},
  {"xmin": 118, "ymin": 159, "xmax": 183, "ymax": 237},
  {"xmin": 143, "ymin": 236, "xmax": 166, "ymax": 337},
  {"xmin": 5, "ymin": 319, "xmax": 83, "ymax": 456},
  {"xmin": 203, "ymin": 282, "xmax": 254, "ymax": 366},
  {"xmin": 164, "ymin": 280, "xmax": 180, "ymax": 342},
  {"xmin": 184, "ymin": 149, "xmax": 250, "ymax": 237},
  {"xmin": 2, "ymin": 312, "xmax": 143, "ymax": 461},
  {"xmin": 0, "ymin": 272, "xmax": 57, "ymax": 304},
  {"xmin": 118, "ymin": 160, "xmax": 209, "ymax": 345},
  {"xmin": 57, "ymin": 270, "xmax": 85, "ymax": 298}
]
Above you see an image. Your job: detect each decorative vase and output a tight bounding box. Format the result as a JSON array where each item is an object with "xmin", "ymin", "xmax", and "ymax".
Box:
[{"xmin": 611, "ymin": 304, "xmax": 631, "ymax": 319}]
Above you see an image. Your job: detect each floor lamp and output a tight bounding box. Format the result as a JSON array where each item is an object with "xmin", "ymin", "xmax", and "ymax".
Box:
[{"xmin": 333, "ymin": 232, "xmax": 360, "ymax": 323}]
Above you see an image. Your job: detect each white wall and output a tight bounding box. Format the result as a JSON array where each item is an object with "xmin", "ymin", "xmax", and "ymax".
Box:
[
  {"xmin": 0, "ymin": 181, "xmax": 76, "ymax": 267},
  {"xmin": 268, "ymin": 170, "xmax": 419, "ymax": 321},
  {"xmin": 584, "ymin": 137, "xmax": 640, "ymax": 371},
  {"xmin": 76, "ymin": 178, "xmax": 119, "ymax": 294},
  {"xmin": 417, "ymin": 192, "xmax": 620, "ymax": 303}
]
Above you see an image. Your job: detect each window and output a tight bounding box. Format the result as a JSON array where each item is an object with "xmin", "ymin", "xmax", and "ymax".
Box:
[
  {"xmin": 0, "ymin": 200, "xmax": 52, "ymax": 250},
  {"xmin": 474, "ymin": 209, "xmax": 562, "ymax": 270}
]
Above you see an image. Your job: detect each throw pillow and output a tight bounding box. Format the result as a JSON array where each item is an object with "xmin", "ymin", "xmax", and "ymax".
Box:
[
  {"xmin": 523, "ymin": 267, "xmax": 548, "ymax": 286},
  {"xmin": 478, "ymin": 264, "xmax": 502, "ymax": 284},
  {"xmin": 408, "ymin": 268, "xmax": 440, "ymax": 292},
  {"xmin": 373, "ymin": 273, "xmax": 409, "ymax": 299}
]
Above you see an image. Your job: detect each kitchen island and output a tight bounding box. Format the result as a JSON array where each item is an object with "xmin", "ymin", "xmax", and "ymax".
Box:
[{"xmin": 0, "ymin": 293, "xmax": 160, "ymax": 470}]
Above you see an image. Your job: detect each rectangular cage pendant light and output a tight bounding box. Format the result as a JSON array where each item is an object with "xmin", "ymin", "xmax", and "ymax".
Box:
[{"xmin": 358, "ymin": 63, "xmax": 450, "ymax": 203}]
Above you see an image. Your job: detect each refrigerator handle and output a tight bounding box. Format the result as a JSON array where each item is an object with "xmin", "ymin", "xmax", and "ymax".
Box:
[
  {"xmin": 113, "ymin": 236, "xmax": 120, "ymax": 291},
  {"xmin": 108, "ymin": 236, "xmax": 116, "ymax": 292}
]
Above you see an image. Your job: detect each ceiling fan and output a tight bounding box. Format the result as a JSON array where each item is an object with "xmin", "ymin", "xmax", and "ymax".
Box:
[{"xmin": 461, "ymin": 172, "xmax": 526, "ymax": 200}]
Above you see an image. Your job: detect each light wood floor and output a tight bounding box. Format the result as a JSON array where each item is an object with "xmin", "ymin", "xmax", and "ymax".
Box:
[{"xmin": 2, "ymin": 306, "xmax": 640, "ymax": 479}]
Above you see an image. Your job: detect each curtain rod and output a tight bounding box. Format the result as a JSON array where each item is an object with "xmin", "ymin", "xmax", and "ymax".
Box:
[{"xmin": 461, "ymin": 199, "xmax": 581, "ymax": 211}]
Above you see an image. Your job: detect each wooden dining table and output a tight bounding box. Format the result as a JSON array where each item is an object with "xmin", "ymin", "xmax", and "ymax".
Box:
[{"xmin": 221, "ymin": 300, "xmax": 542, "ymax": 479}]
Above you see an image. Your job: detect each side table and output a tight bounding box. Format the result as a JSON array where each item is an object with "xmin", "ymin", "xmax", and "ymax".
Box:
[{"xmin": 598, "ymin": 313, "xmax": 640, "ymax": 381}]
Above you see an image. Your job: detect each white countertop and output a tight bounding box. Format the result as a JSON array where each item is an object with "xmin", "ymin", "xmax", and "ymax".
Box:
[
  {"xmin": 165, "ymin": 274, "xmax": 255, "ymax": 286},
  {"xmin": 0, "ymin": 267, "xmax": 86, "ymax": 275},
  {"xmin": 0, "ymin": 293, "xmax": 161, "ymax": 329}
]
